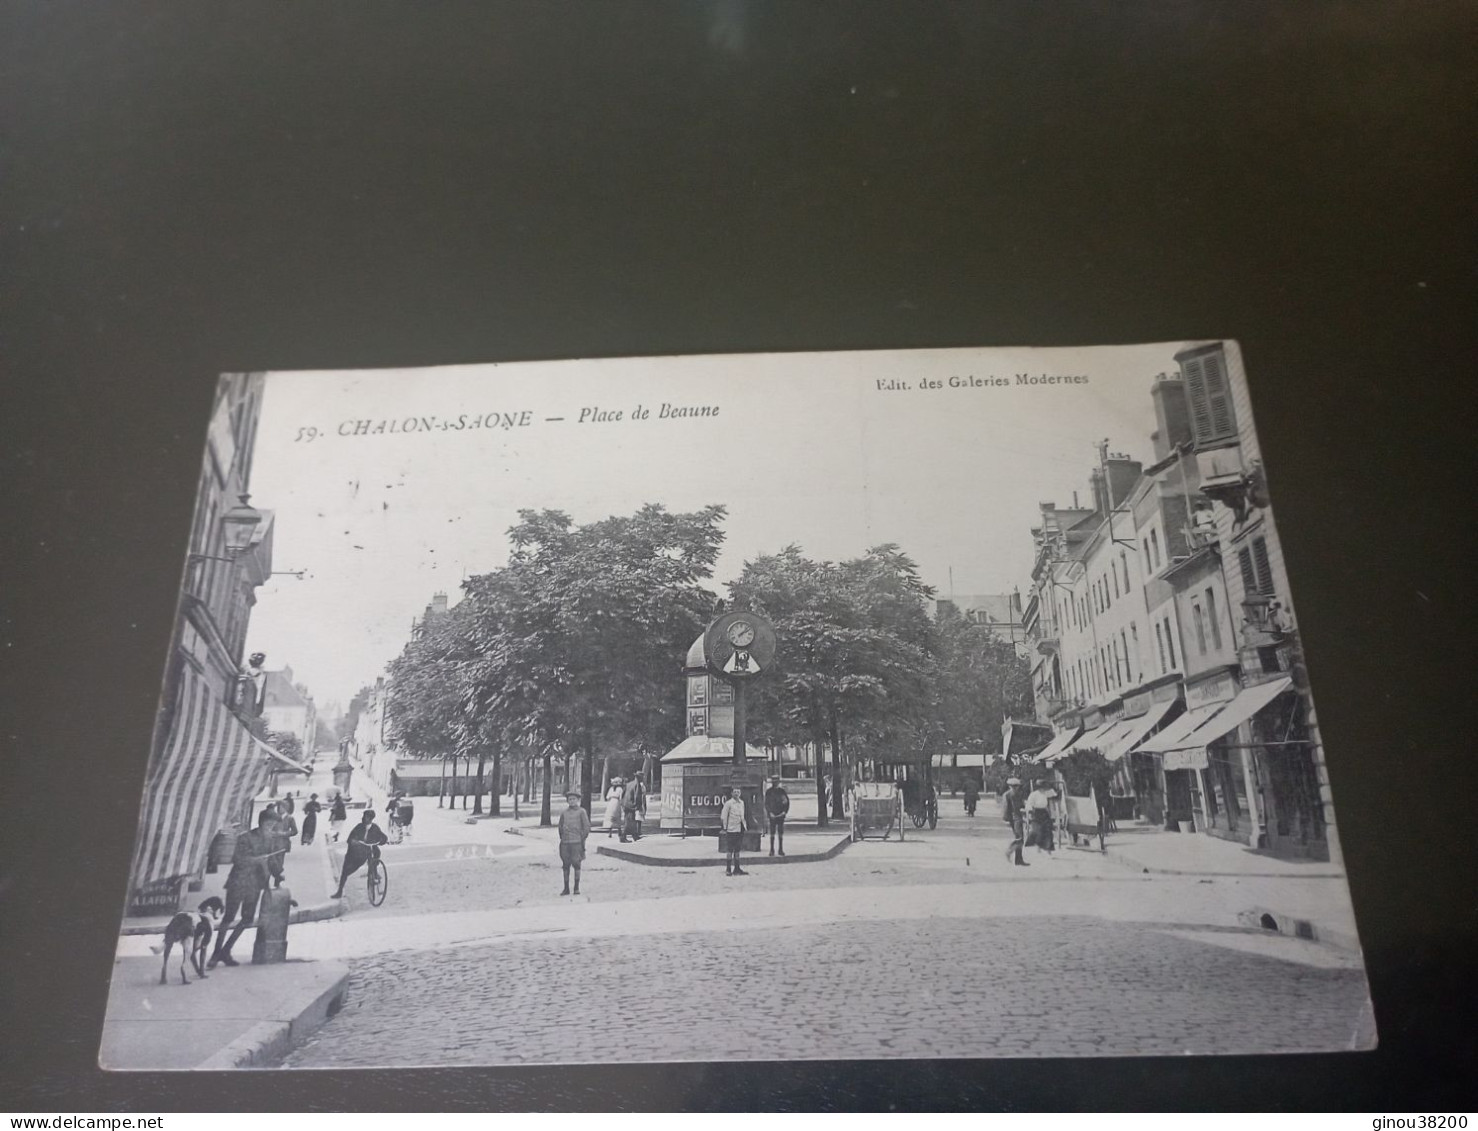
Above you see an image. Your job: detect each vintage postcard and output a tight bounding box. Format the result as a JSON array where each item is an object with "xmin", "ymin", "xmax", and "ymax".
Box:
[{"xmin": 103, "ymin": 343, "xmax": 1374, "ymax": 1069}]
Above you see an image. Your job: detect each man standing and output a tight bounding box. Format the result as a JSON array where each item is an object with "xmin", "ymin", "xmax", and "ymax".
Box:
[
  {"xmin": 764, "ymin": 775, "xmax": 790, "ymax": 857},
  {"xmin": 557, "ymin": 791, "xmax": 591, "ymax": 896},
  {"xmin": 209, "ymin": 807, "xmax": 283, "ymax": 967},
  {"xmin": 331, "ymin": 809, "xmax": 388, "ymax": 898},
  {"xmin": 621, "ymin": 773, "xmax": 647, "ymax": 842},
  {"xmin": 721, "ymin": 786, "xmax": 749, "ymax": 876},
  {"xmin": 1002, "ymin": 777, "xmax": 1028, "ymax": 867},
  {"xmin": 1027, "ymin": 780, "xmax": 1055, "ymax": 854}
]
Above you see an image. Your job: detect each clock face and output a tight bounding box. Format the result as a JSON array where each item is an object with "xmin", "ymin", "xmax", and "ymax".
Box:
[{"xmin": 727, "ymin": 620, "xmax": 756, "ymax": 647}]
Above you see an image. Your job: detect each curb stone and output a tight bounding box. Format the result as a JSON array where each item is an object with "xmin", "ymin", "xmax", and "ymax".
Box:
[
  {"xmin": 192, "ymin": 964, "xmax": 350, "ymax": 1070},
  {"xmin": 596, "ymin": 834, "xmax": 854, "ymax": 868}
]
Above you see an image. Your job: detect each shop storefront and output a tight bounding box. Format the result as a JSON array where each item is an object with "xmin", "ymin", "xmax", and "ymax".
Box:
[{"xmin": 1102, "ymin": 684, "xmax": 1184, "ymax": 826}]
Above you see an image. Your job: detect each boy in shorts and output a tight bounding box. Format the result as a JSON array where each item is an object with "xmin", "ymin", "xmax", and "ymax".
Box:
[{"xmin": 557, "ymin": 791, "xmax": 591, "ymax": 896}]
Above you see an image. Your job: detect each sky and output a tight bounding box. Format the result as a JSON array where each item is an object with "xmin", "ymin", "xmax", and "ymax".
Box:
[{"xmin": 241, "ymin": 342, "xmax": 1189, "ymax": 706}]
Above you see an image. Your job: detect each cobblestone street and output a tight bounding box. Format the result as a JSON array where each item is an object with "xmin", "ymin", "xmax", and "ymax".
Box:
[
  {"xmin": 274, "ymin": 802, "xmax": 1371, "ymax": 1066},
  {"xmin": 283, "ymin": 915, "xmax": 1371, "ymax": 1066}
]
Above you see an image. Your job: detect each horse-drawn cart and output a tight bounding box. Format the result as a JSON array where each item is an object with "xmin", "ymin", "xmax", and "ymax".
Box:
[{"xmin": 849, "ymin": 781, "xmax": 903, "ymax": 841}]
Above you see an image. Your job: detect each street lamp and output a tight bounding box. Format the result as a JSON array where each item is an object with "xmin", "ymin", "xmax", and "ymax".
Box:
[{"xmin": 187, "ymin": 494, "xmax": 263, "ymax": 565}]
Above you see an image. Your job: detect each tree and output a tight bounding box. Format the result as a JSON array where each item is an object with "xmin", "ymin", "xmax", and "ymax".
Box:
[
  {"xmin": 265, "ymin": 729, "xmax": 304, "ymax": 765},
  {"xmin": 729, "ymin": 544, "xmax": 936, "ymax": 823},
  {"xmin": 459, "ymin": 504, "xmax": 726, "ymax": 823}
]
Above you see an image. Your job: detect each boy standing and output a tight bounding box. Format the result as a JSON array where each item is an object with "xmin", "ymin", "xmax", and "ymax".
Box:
[
  {"xmin": 721, "ymin": 786, "xmax": 749, "ymax": 876},
  {"xmin": 557, "ymin": 791, "xmax": 591, "ymax": 896}
]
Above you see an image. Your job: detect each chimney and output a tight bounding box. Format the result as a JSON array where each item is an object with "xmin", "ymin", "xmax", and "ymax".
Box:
[
  {"xmin": 1105, "ymin": 453, "xmax": 1143, "ymax": 509},
  {"xmin": 1089, "ymin": 468, "xmax": 1109, "ymax": 516},
  {"xmin": 1151, "ymin": 373, "xmax": 1191, "ymax": 458}
]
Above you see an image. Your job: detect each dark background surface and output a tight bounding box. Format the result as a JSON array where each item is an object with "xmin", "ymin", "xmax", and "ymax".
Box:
[{"xmin": 3, "ymin": 0, "xmax": 1475, "ymax": 1112}]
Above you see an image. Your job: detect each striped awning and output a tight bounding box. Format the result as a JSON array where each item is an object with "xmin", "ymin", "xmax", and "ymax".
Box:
[{"xmin": 129, "ymin": 665, "xmax": 308, "ymax": 888}]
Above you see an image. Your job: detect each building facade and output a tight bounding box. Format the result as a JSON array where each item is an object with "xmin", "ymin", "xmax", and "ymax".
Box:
[
  {"xmin": 1021, "ymin": 346, "xmax": 1336, "ymax": 864},
  {"xmin": 128, "ymin": 374, "xmax": 303, "ymax": 913}
]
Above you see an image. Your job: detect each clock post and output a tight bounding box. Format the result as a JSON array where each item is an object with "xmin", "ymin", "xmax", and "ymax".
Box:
[{"xmin": 701, "ymin": 611, "xmax": 777, "ymax": 770}]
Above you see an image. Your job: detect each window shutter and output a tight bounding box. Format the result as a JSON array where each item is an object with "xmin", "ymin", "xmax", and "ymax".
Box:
[
  {"xmin": 1238, "ymin": 547, "xmax": 1256, "ymax": 595},
  {"xmin": 1202, "ymin": 350, "xmax": 1236, "ymax": 441},
  {"xmin": 1182, "ymin": 355, "xmax": 1215, "ymax": 443},
  {"xmin": 1179, "ymin": 346, "xmax": 1238, "ymax": 445},
  {"xmin": 1252, "ymin": 536, "xmax": 1275, "ymax": 595}
]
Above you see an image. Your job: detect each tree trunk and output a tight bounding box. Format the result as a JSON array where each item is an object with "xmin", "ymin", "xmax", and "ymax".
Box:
[
  {"xmin": 490, "ymin": 745, "xmax": 502, "ymax": 817},
  {"xmin": 813, "ymin": 727, "xmax": 829, "ymax": 828},
  {"xmin": 473, "ymin": 748, "xmax": 487, "ymax": 815},
  {"xmin": 580, "ymin": 731, "xmax": 595, "ymax": 815},
  {"xmin": 439, "ymin": 755, "xmax": 448, "ymax": 808},
  {"xmin": 539, "ymin": 750, "xmax": 553, "ymax": 827},
  {"xmin": 512, "ymin": 756, "xmax": 520, "ymax": 821},
  {"xmin": 830, "ymin": 713, "xmax": 845, "ymax": 820}
]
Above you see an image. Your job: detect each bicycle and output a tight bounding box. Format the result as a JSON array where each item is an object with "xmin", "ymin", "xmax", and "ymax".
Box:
[{"xmin": 365, "ymin": 844, "xmax": 388, "ymax": 906}]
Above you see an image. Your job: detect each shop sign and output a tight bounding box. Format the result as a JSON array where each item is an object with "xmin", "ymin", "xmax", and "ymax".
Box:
[
  {"xmin": 129, "ymin": 875, "xmax": 183, "ymax": 916},
  {"xmin": 1163, "ymin": 746, "xmax": 1210, "ymax": 772},
  {"xmin": 1186, "ymin": 670, "xmax": 1236, "ymax": 707}
]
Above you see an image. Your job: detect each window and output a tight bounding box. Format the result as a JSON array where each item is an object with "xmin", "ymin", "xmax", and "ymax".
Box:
[
  {"xmin": 1164, "ymin": 617, "xmax": 1177, "ymax": 668},
  {"xmin": 1193, "ymin": 602, "xmax": 1207, "ymax": 655},
  {"xmin": 1121, "ymin": 551, "xmax": 1130, "ymax": 594},
  {"xmin": 1112, "ymin": 567, "xmax": 1120, "ymax": 600},
  {"xmin": 1150, "ymin": 528, "xmax": 1162, "ymax": 569},
  {"xmin": 1130, "ymin": 623, "xmax": 1140, "ymax": 677},
  {"xmin": 1206, "ymin": 587, "xmax": 1223, "ymax": 650},
  {"xmin": 1155, "ymin": 622, "xmax": 1167, "ymax": 672},
  {"xmin": 1237, "ymin": 535, "xmax": 1276, "ymax": 597},
  {"xmin": 1178, "ymin": 343, "xmax": 1239, "ymax": 447},
  {"xmin": 1120, "ymin": 629, "xmax": 1131, "ymax": 682},
  {"xmin": 1142, "ymin": 538, "xmax": 1152, "ymax": 572}
]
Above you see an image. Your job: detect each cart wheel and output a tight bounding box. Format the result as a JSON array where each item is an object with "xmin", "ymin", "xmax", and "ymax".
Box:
[{"xmin": 928, "ymin": 801, "xmax": 938, "ymax": 831}]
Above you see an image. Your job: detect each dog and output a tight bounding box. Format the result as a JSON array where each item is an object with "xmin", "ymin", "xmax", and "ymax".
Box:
[{"xmin": 159, "ymin": 897, "xmax": 225, "ymax": 985}]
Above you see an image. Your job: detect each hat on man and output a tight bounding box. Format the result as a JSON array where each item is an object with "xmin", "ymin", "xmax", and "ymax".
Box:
[
  {"xmin": 565, "ymin": 791, "xmax": 580, "ymax": 800},
  {"xmin": 1006, "ymin": 776, "xmax": 1021, "ymax": 786}
]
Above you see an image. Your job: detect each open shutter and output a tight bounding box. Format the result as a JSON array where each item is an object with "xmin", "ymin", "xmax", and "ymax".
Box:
[
  {"xmin": 1252, "ymin": 536, "xmax": 1275, "ymax": 596},
  {"xmin": 1202, "ymin": 350, "xmax": 1237, "ymax": 441},
  {"xmin": 1238, "ymin": 547, "xmax": 1257, "ymax": 595},
  {"xmin": 1182, "ymin": 354, "xmax": 1215, "ymax": 443},
  {"xmin": 1178, "ymin": 344, "xmax": 1238, "ymax": 446}
]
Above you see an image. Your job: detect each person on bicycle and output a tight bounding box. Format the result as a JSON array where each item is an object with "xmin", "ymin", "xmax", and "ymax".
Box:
[{"xmin": 332, "ymin": 809, "xmax": 388, "ymax": 898}]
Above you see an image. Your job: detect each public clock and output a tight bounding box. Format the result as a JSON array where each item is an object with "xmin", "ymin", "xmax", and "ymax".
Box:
[{"xmin": 727, "ymin": 620, "xmax": 756, "ymax": 648}]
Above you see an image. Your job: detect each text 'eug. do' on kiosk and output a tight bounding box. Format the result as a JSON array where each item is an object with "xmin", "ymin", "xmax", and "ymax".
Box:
[{"xmin": 657, "ymin": 611, "xmax": 776, "ymax": 849}]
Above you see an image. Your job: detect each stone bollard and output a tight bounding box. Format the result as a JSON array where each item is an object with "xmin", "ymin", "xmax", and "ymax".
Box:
[{"xmin": 252, "ymin": 886, "xmax": 293, "ymax": 963}]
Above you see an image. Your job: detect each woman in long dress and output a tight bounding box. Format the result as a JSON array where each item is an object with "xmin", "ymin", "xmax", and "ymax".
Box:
[
  {"xmin": 603, "ymin": 777, "xmax": 625, "ymax": 836},
  {"xmin": 300, "ymin": 793, "xmax": 321, "ymax": 845},
  {"xmin": 328, "ymin": 794, "xmax": 348, "ymax": 842}
]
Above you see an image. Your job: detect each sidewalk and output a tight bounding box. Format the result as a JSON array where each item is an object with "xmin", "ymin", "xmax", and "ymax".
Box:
[
  {"xmin": 100, "ymin": 956, "xmax": 349, "ymax": 1070},
  {"xmin": 121, "ymin": 823, "xmax": 342, "ymax": 936},
  {"xmin": 1103, "ymin": 826, "xmax": 1362, "ymax": 951},
  {"xmin": 594, "ymin": 827, "xmax": 852, "ymax": 867}
]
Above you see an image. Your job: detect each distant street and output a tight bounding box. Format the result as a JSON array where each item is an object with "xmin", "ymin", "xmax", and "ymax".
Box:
[{"xmin": 275, "ymin": 799, "xmax": 1371, "ymax": 1065}]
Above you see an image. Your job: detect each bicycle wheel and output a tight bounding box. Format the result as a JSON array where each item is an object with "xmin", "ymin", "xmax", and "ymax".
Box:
[
  {"xmin": 927, "ymin": 800, "xmax": 938, "ymax": 830},
  {"xmin": 367, "ymin": 858, "xmax": 388, "ymax": 906}
]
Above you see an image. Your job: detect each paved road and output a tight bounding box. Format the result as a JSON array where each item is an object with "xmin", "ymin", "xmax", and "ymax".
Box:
[
  {"xmin": 282, "ymin": 914, "xmax": 1371, "ymax": 1066},
  {"xmin": 331, "ymin": 803, "xmax": 1116, "ymax": 921},
  {"xmin": 275, "ymin": 801, "xmax": 1374, "ymax": 1066}
]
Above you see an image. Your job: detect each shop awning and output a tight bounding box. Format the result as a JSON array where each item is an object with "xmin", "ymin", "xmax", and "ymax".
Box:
[
  {"xmin": 1177, "ymin": 677, "xmax": 1294, "ymax": 748},
  {"xmin": 130, "ymin": 666, "xmax": 302, "ymax": 888},
  {"xmin": 1101, "ymin": 700, "xmax": 1180, "ymax": 761},
  {"xmin": 1032, "ymin": 728, "xmax": 1080, "ymax": 764},
  {"xmin": 954, "ymin": 754, "xmax": 985, "ymax": 768},
  {"xmin": 1137, "ymin": 702, "xmax": 1225, "ymax": 754},
  {"xmin": 1048, "ymin": 721, "xmax": 1116, "ymax": 762}
]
